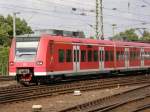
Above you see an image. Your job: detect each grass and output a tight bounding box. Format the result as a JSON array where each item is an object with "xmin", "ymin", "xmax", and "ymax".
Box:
[{"xmin": 0, "ymin": 47, "xmax": 9, "ymax": 76}]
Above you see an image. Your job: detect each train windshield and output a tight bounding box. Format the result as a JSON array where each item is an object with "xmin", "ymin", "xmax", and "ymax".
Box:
[
  {"xmin": 15, "ymin": 37, "xmax": 39, "ymax": 62},
  {"xmin": 16, "ymin": 47, "xmax": 37, "ymax": 60}
]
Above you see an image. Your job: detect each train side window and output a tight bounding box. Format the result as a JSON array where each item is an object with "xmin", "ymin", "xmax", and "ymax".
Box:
[
  {"xmin": 66, "ymin": 49, "xmax": 72, "ymax": 62},
  {"xmin": 134, "ymin": 51, "xmax": 136, "ymax": 60},
  {"xmin": 141, "ymin": 52, "xmax": 143, "ymax": 59},
  {"xmin": 133, "ymin": 52, "xmax": 135, "ymax": 60},
  {"xmin": 132, "ymin": 51, "xmax": 134, "ymax": 60},
  {"xmin": 59, "ymin": 49, "xmax": 65, "ymax": 63},
  {"xmin": 77, "ymin": 50, "xmax": 79, "ymax": 62},
  {"xmin": 99, "ymin": 50, "xmax": 104, "ymax": 61},
  {"xmin": 100, "ymin": 50, "xmax": 104, "ymax": 61},
  {"xmin": 74, "ymin": 50, "xmax": 76, "ymax": 62},
  {"xmin": 101, "ymin": 50, "xmax": 104, "ymax": 61},
  {"xmin": 88, "ymin": 50, "xmax": 92, "ymax": 62},
  {"xmin": 130, "ymin": 51, "xmax": 133, "ymax": 60},
  {"xmin": 94, "ymin": 50, "xmax": 98, "ymax": 62},
  {"xmin": 145, "ymin": 52, "xmax": 147, "ymax": 60},
  {"xmin": 99, "ymin": 51, "xmax": 101, "ymax": 61},
  {"xmin": 110, "ymin": 51, "xmax": 114, "ymax": 61},
  {"xmin": 146, "ymin": 52, "xmax": 149, "ymax": 60},
  {"xmin": 105, "ymin": 51, "xmax": 109, "ymax": 61},
  {"xmin": 126, "ymin": 51, "xmax": 129, "ymax": 60},
  {"xmin": 121, "ymin": 51, "xmax": 124, "ymax": 60},
  {"xmin": 81, "ymin": 50, "xmax": 86, "ymax": 62},
  {"xmin": 136, "ymin": 52, "xmax": 139, "ymax": 60},
  {"xmin": 116, "ymin": 51, "xmax": 119, "ymax": 61}
]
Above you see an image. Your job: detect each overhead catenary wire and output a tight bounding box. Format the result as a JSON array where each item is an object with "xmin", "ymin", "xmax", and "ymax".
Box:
[
  {"xmin": 141, "ymin": 0, "xmax": 150, "ymax": 6},
  {"xmin": 0, "ymin": 3, "xmax": 150, "ymax": 25},
  {"xmin": 0, "ymin": 2, "xmax": 150, "ymax": 36},
  {"xmin": 0, "ymin": 0, "xmax": 150, "ymax": 37},
  {"xmin": 36, "ymin": 0, "xmax": 150, "ymax": 18}
]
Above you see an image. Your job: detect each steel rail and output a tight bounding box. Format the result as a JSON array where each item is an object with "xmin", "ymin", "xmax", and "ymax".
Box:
[
  {"xmin": 0, "ymin": 75, "xmax": 149, "ymax": 104},
  {"xmin": 59, "ymin": 84, "xmax": 150, "ymax": 112},
  {"xmin": 132, "ymin": 104, "xmax": 150, "ymax": 112}
]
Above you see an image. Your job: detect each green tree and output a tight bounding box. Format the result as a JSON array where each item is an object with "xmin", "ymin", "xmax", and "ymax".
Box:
[
  {"xmin": 0, "ymin": 47, "xmax": 9, "ymax": 75},
  {"xmin": 141, "ymin": 31, "xmax": 150, "ymax": 41},
  {"xmin": 112, "ymin": 29, "xmax": 139, "ymax": 41},
  {"xmin": 0, "ymin": 14, "xmax": 32, "ymax": 46},
  {"xmin": 0, "ymin": 15, "xmax": 32, "ymax": 75}
]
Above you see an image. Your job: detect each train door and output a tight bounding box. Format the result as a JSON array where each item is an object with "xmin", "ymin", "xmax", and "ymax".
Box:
[
  {"xmin": 73, "ymin": 45, "xmax": 80, "ymax": 73},
  {"xmin": 141, "ymin": 48, "xmax": 144, "ymax": 67},
  {"xmin": 99, "ymin": 47, "xmax": 104, "ymax": 70},
  {"xmin": 125, "ymin": 48, "xmax": 129, "ymax": 68}
]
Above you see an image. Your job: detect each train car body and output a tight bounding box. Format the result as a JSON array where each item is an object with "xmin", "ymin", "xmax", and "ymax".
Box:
[{"xmin": 9, "ymin": 35, "xmax": 150, "ymax": 84}]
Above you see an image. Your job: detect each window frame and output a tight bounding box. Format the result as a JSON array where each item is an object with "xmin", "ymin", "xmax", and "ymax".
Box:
[
  {"xmin": 88, "ymin": 50, "xmax": 92, "ymax": 62},
  {"xmin": 93, "ymin": 50, "xmax": 98, "ymax": 62},
  {"xmin": 66, "ymin": 49, "xmax": 72, "ymax": 62},
  {"xmin": 58, "ymin": 49, "xmax": 65, "ymax": 63},
  {"xmin": 81, "ymin": 50, "xmax": 86, "ymax": 62}
]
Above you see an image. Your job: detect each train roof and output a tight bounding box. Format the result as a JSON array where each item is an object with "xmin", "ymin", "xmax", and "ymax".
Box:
[{"xmin": 42, "ymin": 34, "xmax": 150, "ymax": 48}]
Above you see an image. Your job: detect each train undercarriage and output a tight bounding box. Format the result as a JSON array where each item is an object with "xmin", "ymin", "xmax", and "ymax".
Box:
[{"xmin": 16, "ymin": 68, "xmax": 150, "ymax": 86}]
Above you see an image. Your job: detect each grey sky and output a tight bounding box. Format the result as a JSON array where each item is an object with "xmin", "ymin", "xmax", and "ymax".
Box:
[{"xmin": 0, "ymin": 0, "xmax": 150, "ymax": 38}]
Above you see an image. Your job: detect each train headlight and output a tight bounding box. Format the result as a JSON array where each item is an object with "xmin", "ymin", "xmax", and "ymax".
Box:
[
  {"xmin": 10, "ymin": 61, "xmax": 14, "ymax": 66},
  {"xmin": 36, "ymin": 61, "xmax": 43, "ymax": 65}
]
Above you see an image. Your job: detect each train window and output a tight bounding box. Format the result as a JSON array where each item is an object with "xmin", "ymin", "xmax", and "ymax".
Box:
[
  {"xmin": 121, "ymin": 51, "xmax": 124, "ymax": 60},
  {"xmin": 141, "ymin": 51, "xmax": 143, "ymax": 59},
  {"xmin": 99, "ymin": 51, "xmax": 101, "ymax": 61},
  {"xmin": 105, "ymin": 51, "xmax": 109, "ymax": 61},
  {"xmin": 87, "ymin": 45, "xmax": 92, "ymax": 48},
  {"xmin": 116, "ymin": 51, "xmax": 124, "ymax": 61},
  {"xmin": 131, "ymin": 51, "xmax": 137, "ymax": 60},
  {"xmin": 88, "ymin": 50, "xmax": 92, "ymax": 62},
  {"xmin": 110, "ymin": 51, "xmax": 114, "ymax": 61},
  {"xmin": 126, "ymin": 51, "xmax": 129, "ymax": 60},
  {"xmin": 135, "ymin": 52, "xmax": 137, "ymax": 59},
  {"xmin": 146, "ymin": 52, "xmax": 149, "ymax": 60},
  {"xmin": 130, "ymin": 51, "xmax": 133, "ymax": 60},
  {"xmin": 116, "ymin": 51, "xmax": 119, "ymax": 61},
  {"xmin": 136, "ymin": 52, "xmax": 139, "ymax": 60},
  {"xmin": 144, "ymin": 52, "xmax": 146, "ymax": 60},
  {"xmin": 94, "ymin": 50, "xmax": 98, "ymax": 62},
  {"xmin": 77, "ymin": 50, "xmax": 79, "ymax": 62},
  {"xmin": 74, "ymin": 50, "xmax": 76, "ymax": 62},
  {"xmin": 101, "ymin": 51, "xmax": 104, "ymax": 61},
  {"xmin": 74, "ymin": 50, "xmax": 79, "ymax": 62},
  {"xmin": 99, "ymin": 50, "xmax": 104, "ymax": 61},
  {"xmin": 59, "ymin": 49, "xmax": 65, "ymax": 63},
  {"xmin": 132, "ymin": 51, "xmax": 135, "ymax": 60},
  {"xmin": 81, "ymin": 50, "xmax": 86, "ymax": 62},
  {"xmin": 66, "ymin": 49, "xmax": 72, "ymax": 62}
]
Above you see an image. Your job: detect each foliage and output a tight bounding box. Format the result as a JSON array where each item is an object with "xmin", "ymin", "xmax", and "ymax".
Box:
[
  {"xmin": 112, "ymin": 29, "xmax": 139, "ymax": 41},
  {"xmin": 0, "ymin": 15, "xmax": 32, "ymax": 75},
  {"xmin": 0, "ymin": 15, "xmax": 32, "ymax": 46},
  {"xmin": 140, "ymin": 31, "xmax": 150, "ymax": 41},
  {"xmin": 0, "ymin": 47, "xmax": 9, "ymax": 75}
]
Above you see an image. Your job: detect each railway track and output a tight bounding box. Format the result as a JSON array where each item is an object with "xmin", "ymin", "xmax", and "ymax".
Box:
[
  {"xmin": 132, "ymin": 104, "xmax": 150, "ymax": 112},
  {"xmin": 0, "ymin": 76, "xmax": 14, "ymax": 81},
  {"xmin": 0, "ymin": 75, "xmax": 150, "ymax": 104},
  {"xmin": 59, "ymin": 84, "xmax": 150, "ymax": 112}
]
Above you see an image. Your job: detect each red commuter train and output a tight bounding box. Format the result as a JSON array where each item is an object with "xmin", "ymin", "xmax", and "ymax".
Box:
[{"xmin": 9, "ymin": 34, "xmax": 150, "ymax": 84}]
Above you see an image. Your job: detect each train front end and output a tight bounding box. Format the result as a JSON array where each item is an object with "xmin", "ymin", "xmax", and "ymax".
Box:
[{"xmin": 9, "ymin": 36, "xmax": 44, "ymax": 84}]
